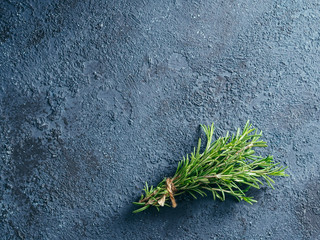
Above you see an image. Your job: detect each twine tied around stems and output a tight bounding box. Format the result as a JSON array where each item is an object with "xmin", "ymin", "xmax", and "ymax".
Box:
[{"xmin": 158, "ymin": 178, "xmax": 177, "ymax": 208}]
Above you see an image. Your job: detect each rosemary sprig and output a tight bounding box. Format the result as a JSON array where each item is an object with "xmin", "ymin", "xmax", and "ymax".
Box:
[{"xmin": 133, "ymin": 121, "xmax": 288, "ymax": 213}]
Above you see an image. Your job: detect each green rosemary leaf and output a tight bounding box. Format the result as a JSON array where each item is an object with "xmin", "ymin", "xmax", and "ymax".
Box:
[
  {"xmin": 133, "ymin": 202, "xmax": 146, "ymax": 206},
  {"xmin": 132, "ymin": 205, "xmax": 150, "ymax": 213},
  {"xmin": 187, "ymin": 190, "xmax": 197, "ymax": 199}
]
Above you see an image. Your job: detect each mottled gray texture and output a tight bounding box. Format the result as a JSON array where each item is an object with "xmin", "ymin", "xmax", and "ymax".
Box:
[{"xmin": 1, "ymin": 0, "xmax": 320, "ymax": 239}]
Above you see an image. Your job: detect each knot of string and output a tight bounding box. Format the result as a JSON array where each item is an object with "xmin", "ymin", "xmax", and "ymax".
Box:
[{"xmin": 158, "ymin": 178, "xmax": 177, "ymax": 208}]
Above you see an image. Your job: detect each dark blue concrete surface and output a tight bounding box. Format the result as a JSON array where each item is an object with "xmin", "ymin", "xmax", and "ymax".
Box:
[{"xmin": 1, "ymin": 0, "xmax": 320, "ymax": 239}]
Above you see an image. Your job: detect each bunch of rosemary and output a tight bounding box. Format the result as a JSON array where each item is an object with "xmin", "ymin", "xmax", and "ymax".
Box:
[{"xmin": 133, "ymin": 121, "xmax": 288, "ymax": 213}]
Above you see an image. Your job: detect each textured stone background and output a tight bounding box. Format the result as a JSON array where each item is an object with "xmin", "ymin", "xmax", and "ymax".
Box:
[{"xmin": 1, "ymin": 0, "xmax": 320, "ymax": 239}]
